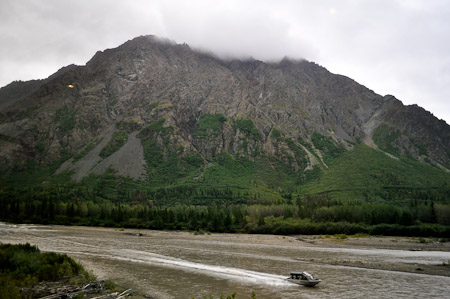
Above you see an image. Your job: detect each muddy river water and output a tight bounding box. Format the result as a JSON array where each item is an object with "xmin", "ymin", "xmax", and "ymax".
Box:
[{"xmin": 1, "ymin": 223, "xmax": 449, "ymax": 298}]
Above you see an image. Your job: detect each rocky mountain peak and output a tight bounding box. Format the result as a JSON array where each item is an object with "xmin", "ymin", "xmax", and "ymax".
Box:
[{"xmin": 0, "ymin": 35, "xmax": 449, "ymax": 185}]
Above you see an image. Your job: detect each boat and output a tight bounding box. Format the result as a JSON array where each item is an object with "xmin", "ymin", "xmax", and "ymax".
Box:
[{"xmin": 287, "ymin": 271, "xmax": 321, "ymax": 287}]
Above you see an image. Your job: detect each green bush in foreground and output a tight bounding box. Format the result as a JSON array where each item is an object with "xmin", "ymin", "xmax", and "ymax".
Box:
[{"xmin": 0, "ymin": 243, "xmax": 92, "ymax": 298}]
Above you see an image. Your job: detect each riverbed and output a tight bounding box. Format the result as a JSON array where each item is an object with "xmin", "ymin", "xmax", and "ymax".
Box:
[{"xmin": 1, "ymin": 223, "xmax": 449, "ymax": 298}]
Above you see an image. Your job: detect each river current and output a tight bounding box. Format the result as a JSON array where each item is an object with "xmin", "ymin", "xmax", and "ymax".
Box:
[{"xmin": 1, "ymin": 223, "xmax": 449, "ymax": 298}]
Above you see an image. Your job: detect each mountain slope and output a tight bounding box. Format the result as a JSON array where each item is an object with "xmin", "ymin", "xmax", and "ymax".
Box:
[{"xmin": 0, "ymin": 35, "xmax": 449, "ymax": 201}]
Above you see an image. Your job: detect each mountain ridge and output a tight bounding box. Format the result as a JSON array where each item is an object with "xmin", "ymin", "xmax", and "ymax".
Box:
[{"xmin": 0, "ymin": 35, "xmax": 449, "ymax": 199}]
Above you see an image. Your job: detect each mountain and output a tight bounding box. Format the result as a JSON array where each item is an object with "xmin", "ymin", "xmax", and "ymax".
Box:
[
  {"xmin": 0, "ymin": 64, "xmax": 77, "ymax": 111},
  {"xmin": 1, "ymin": 35, "xmax": 449, "ymax": 202}
]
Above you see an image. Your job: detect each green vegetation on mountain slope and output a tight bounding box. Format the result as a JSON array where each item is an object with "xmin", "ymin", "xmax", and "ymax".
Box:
[
  {"xmin": 372, "ymin": 123, "xmax": 402, "ymax": 156},
  {"xmin": 2, "ymin": 132, "xmax": 450, "ymax": 204},
  {"xmin": 139, "ymin": 118, "xmax": 204, "ymax": 187},
  {"xmin": 1, "ymin": 138, "xmax": 450, "ymax": 237},
  {"xmin": 195, "ymin": 113, "xmax": 227, "ymax": 138},
  {"xmin": 1, "ymin": 123, "xmax": 450, "ymax": 237},
  {"xmin": 301, "ymin": 143, "xmax": 450, "ymax": 201}
]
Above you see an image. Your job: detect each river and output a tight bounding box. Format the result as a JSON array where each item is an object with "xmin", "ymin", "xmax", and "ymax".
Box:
[{"xmin": 1, "ymin": 223, "xmax": 449, "ymax": 298}]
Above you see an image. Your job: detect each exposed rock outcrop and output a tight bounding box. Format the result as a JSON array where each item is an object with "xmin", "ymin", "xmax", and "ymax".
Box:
[{"xmin": 0, "ymin": 35, "xmax": 449, "ymax": 180}]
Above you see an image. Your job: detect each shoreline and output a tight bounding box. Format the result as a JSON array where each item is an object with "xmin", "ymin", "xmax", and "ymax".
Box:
[{"xmin": 53, "ymin": 224, "xmax": 450, "ymax": 251}]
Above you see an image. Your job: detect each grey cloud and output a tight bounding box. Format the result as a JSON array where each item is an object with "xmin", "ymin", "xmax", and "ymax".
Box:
[{"xmin": 0, "ymin": 0, "xmax": 449, "ymax": 123}]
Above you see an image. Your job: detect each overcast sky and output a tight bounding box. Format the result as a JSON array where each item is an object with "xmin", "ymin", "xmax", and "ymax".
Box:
[{"xmin": 1, "ymin": 0, "xmax": 449, "ymax": 123}]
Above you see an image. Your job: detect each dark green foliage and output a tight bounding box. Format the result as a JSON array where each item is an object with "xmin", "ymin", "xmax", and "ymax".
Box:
[
  {"xmin": 139, "ymin": 119, "xmax": 203, "ymax": 186},
  {"xmin": 198, "ymin": 153, "xmax": 304, "ymax": 197},
  {"xmin": 245, "ymin": 217, "xmax": 450, "ymax": 237},
  {"xmin": 99, "ymin": 130, "xmax": 128, "ymax": 158},
  {"xmin": 271, "ymin": 128, "xmax": 282, "ymax": 139},
  {"xmin": 301, "ymin": 143, "xmax": 450, "ymax": 201},
  {"xmin": 233, "ymin": 119, "xmax": 259, "ymax": 141},
  {"xmin": 303, "ymin": 165, "xmax": 322, "ymax": 183},
  {"xmin": 372, "ymin": 123, "xmax": 402, "ymax": 156},
  {"xmin": 1, "ymin": 190, "xmax": 449, "ymax": 237},
  {"xmin": 1, "ymin": 155, "xmax": 72, "ymax": 187},
  {"xmin": 1, "ymin": 162, "xmax": 450, "ymax": 236},
  {"xmin": 0, "ymin": 243, "xmax": 91, "ymax": 298},
  {"xmin": 311, "ymin": 132, "xmax": 345, "ymax": 163},
  {"xmin": 195, "ymin": 113, "xmax": 227, "ymax": 138},
  {"xmin": 54, "ymin": 106, "xmax": 76, "ymax": 134},
  {"xmin": 142, "ymin": 140, "xmax": 203, "ymax": 186}
]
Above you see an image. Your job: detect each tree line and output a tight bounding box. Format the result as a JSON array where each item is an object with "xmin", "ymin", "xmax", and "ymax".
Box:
[{"xmin": 1, "ymin": 188, "xmax": 449, "ymax": 237}]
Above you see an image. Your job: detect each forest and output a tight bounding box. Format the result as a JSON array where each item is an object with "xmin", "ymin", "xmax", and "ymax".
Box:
[{"xmin": 1, "ymin": 183, "xmax": 449, "ymax": 238}]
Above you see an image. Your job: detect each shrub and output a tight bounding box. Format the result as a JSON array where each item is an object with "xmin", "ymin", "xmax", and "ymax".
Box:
[{"xmin": 0, "ymin": 243, "xmax": 92, "ymax": 296}]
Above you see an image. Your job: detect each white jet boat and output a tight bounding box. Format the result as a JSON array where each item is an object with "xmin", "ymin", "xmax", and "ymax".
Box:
[{"xmin": 287, "ymin": 271, "xmax": 321, "ymax": 287}]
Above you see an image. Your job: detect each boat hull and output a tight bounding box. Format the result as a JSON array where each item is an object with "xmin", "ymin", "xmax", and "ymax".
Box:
[{"xmin": 287, "ymin": 278, "xmax": 321, "ymax": 287}]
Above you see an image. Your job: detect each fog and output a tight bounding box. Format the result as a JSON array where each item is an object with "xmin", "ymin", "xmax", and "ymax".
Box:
[{"xmin": 1, "ymin": 0, "xmax": 449, "ymax": 123}]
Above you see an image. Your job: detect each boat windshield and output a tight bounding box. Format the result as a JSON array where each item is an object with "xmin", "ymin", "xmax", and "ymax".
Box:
[{"xmin": 303, "ymin": 272, "xmax": 314, "ymax": 280}]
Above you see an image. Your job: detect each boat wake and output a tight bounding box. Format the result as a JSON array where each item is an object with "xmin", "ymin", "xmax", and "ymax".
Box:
[
  {"xmin": 124, "ymin": 249, "xmax": 292, "ymax": 286},
  {"xmin": 61, "ymin": 248, "xmax": 292, "ymax": 287},
  {"xmin": 0, "ymin": 223, "xmax": 291, "ymax": 286}
]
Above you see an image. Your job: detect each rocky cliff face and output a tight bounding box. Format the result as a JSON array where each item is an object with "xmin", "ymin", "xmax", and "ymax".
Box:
[{"xmin": 0, "ymin": 35, "xmax": 449, "ymax": 182}]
